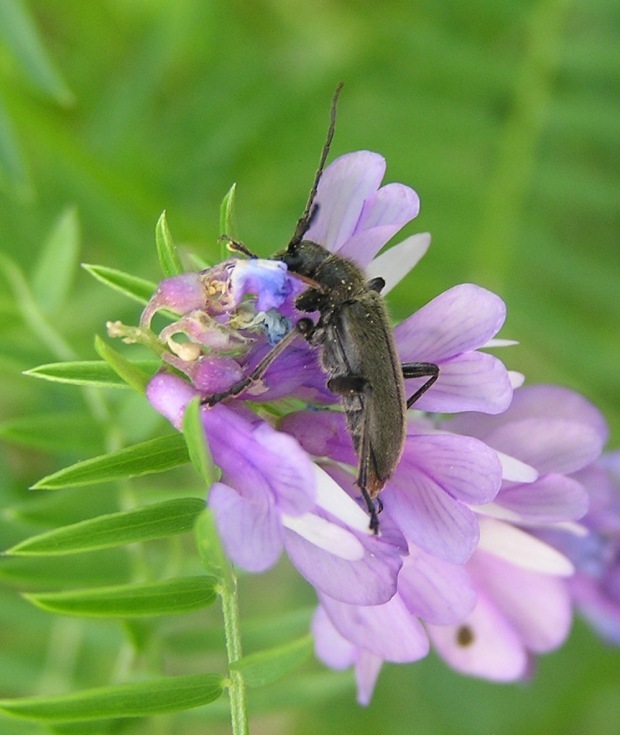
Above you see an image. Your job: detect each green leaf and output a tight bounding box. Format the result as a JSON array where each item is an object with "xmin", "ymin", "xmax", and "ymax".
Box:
[
  {"xmin": 6, "ymin": 497, "xmax": 205, "ymax": 556},
  {"xmin": 0, "ymin": 412, "xmax": 101, "ymax": 453},
  {"xmin": 219, "ymin": 182, "xmax": 238, "ymax": 241},
  {"xmin": 24, "ymin": 576, "xmax": 218, "ymax": 618},
  {"xmin": 231, "ymin": 635, "xmax": 313, "ymax": 688},
  {"xmin": 0, "ymin": 674, "xmax": 224, "ymax": 722},
  {"xmin": 81, "ymin": 264, "xmax": 156, "ymax": 305},
  {"xmin": 155, "ymin": 211, "xmax": 183, "ymax": 277},
  {"xmin": 0, "ymin": 551, "xmax": 130, "ymax": 588},
  {"xmin": 31, "ymin": 207, "xmax": 80, "ymax": 311},
  {"xmin": 0, "ymin": 89, "xmax": 31, "ymax": 198},
  {"xmin": 32, "ymin": 434, "xmax": 189, "ymax": 489},
  {"xmin": 23, "ymin": 359, "xmax": 160, "ymax": 388},
  {"xmin": 0, "ymin": 0, "xmax": 74, "ymax": 106},
  {"xmin": 182, "ymin": 398, "xmax": 219, "ymax": 487},
  {"xmin": 94, "ymin": 335, "xmax": 151, "ymax": 393}
]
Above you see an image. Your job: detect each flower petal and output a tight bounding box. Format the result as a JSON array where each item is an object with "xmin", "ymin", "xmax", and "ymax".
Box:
[
  {"xmin": 398, "ymin": 546, "xmax": 477, "ymax": 624},
  {"xmin": 411, "ymin": 352, "xmax": 513, "ymax": 414},
  {"xmin": 394, "ymin": 284, "xmax": 506, "ymax": 362},
  {"xmin": 284, "ymin": 521, "xmax": 403, "ymax": 605},
  {"xmin": 147, "ymin": 372, "xmax": 198, "ymax": 429},
  {"xmin": 282, "ymin": 512, "xmax": 364, "ymax": 561},
  {"xmin": 477, "ymin": 518, "xmax": 574, "ymax": 575},
  {"xmin": 365, "ymin": 233, "xmax": 431, "ymax": 295},
  {"xmin": 203, "ymin": 406, "xmax": 316, "ymax": 516},
  {"xmin": 497, "ymin": 474, "xmax": 589, "ymax": 523},
  {"xmin": 427, "ymin": 592, "xmax": 528, "ymax": 681},
  {"xmin": 403, "ymin": 433, "xmax": 502, "ymax": 505},
  {"xmin": 209, "ymin": 481, "xmax": 283, "ymax": 572},
  {"xmin": 320, "ymin": 592, "xmax": 430, "ymax": 663},
  {"xmin": 337, "ymin": 182, "xmax": 420, "ymax": 265},
  {"xmin": 472, "ymin": 551, "xmax": 572, "ymax": 652},
  {"xmin": 312, "ymin": 605, "xmax": 356, "ymax": 669},
  {"xmin": 305, "ymin": 151, "xmax": 386, "ymax": 251},
  {"xmin": 384, "ymin": 474, "xmax": 480, "ymax": 563}
]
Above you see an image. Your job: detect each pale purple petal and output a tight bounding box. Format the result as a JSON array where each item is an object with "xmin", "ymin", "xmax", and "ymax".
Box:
[
  {"xmin": 401, "ymin": 433, "xmax": 502, "ymax": 505},
  {"xmin": 410, "ymin": 352, "xmax": 513, "ymax": 414},
  {"xmin": 384, "ymin": 476, "xmax": 480, "ymax": 563},
  {"xmin": 427, "ymin": 592, "xmax": 528, "ymax": 681},
  {"xmin": 337, "ymin": 182, "xmax": 420, "ymax": 265},
  {"xmin": 471, "ymin": 551, "xmax": 572, "ymax": 652},
  {"xmin": 398, "ymin": 546, "xmax": 477, "ymax": 624},
  {"xmin": 354, "ymin": 652, "xmax": 384, "ymax": 706},
  {"xmin": 336, "ymin": 225, "xmax": 417, "ymax": 268},
  {"xmin": 279, "ymin": 409, "xmax": 356, "ymax": 465},
  {"xmin": 147, "ymin": 372, "xmax": 198, "ymax": 429},
  {"xmin": 283, "ymin": 519, "xmax": 403, "ymax": 605},
  {"xmin": 312, "ymin": 605, "xmax": 356, "ymax": 669},
  {"xmin": 305, "ymin": 151, "xmax": 386, "ymax": 251},
  {"xmin": 498, "ymin": 474, "xmax": 589, "ymax": 523},
  {"xmin": 477, "ymin": 519, "xmax": 574, "ymax": 575},
  {"xmin": 473, "ymin": 418, "xmax": 606, "ymax": 476},
  {"xmin": 141, "ymin": 273, "xmax": 204, "ymax": 327},
  {"xmin": 365, "ymin": 233, "xmax": 431, "ymax": 295},
  {"xmin": 320, "ymin": 593, "xmax": 430, "ymax": 663},
  {"xmin": 209, "ymin": 481, "xmax": 283, "ymax": 572},
  {"xmin": 447, "ymin": 385, "xmax": 609, "ymax": 467},
  {"xmin": 202, "ymin": 406, "xmax": 316, "ymax": 516},
  {"xmin": 282, "ymin": 512, "xmax": 364, "ymax": 561},
  {"xmin": 394, "ymin": 284, "xmax": 506, "ymax": 362}
]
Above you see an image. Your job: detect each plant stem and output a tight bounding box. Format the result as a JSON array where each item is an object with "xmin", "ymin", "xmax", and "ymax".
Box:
[{"xmin": 219, "ymin": 564, "xmax": 249, "ymax": 735}]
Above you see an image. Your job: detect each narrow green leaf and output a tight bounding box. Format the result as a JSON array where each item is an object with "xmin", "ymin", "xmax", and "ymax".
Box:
[
  {"xmin": 81, "ymin": 264, "xmax": 156, "ymax": 305},
  {"xmin": 0, "ymin": 0, "xmax": 74, "ymax": 105},
  {"xmin": 219, "ymin": 183, "xmax": 238, "ymax": 260},
  {"xmin": 182, "ymin": 398, "xmax": 219, "ymax": 487},
  {"xmin": 32, "ymin": 434, "xmax": 189, "ymax": 489},
  {"xmin": 0, "ymin": 412, "xmax": 101, "ymax": 453},
  {"xmin": 155, "ymin": 211, "xmax": 183, "ymax": 277},
  {"xmin": 24, "ymin": 359, "xmax": 159, "ymax": 388},
  {"xmin": 0, "ymin": 89, "xmax": 31, "ymax": 198},
  {"xmin": 6, "ymin": 498, "xmax": 205, "ymax": 556},
  {"xmin": 24, "ymin": 576, "xmax": 218, "ymax": 617},
  {"xmin": 94, "ymin": 336, "xmax": 150, "ymax": 393},
  {"xmin": 0, "ymin": 551, "xmax": 130, "ymax": 588},
  {"xmin": 31, "ymin": 207, "xmax": 80, "ymax": 311},
  {"xmin": 231, "ymin": 635, "xmax": 313, "ymax": 688},
  {"xmin": 0, "ymin": 674, "xmax": 224, "ymax": 722},
  {"xmin": 219, "ymin": 183, "xmax": 238, "ymax": 239}
]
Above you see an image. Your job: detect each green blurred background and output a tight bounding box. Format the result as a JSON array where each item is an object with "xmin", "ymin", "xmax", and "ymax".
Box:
[{"xmin": 0, "ymin": 0, "xmax": 618, "ymax": 733}]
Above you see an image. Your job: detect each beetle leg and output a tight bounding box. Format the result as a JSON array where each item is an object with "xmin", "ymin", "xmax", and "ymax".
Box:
[
  {"xmin": 401, "ymin": 362, "xmax": 439, "ymax": 408},
  {"xmin": 202, "ymin": 321, "xmax": 310, "ymax": 406},
  {"xmin": 327, "ymin": 375, "xmax": 381, "ymax": 534}
]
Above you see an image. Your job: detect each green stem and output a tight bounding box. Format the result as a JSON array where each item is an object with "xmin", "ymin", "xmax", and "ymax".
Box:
[{"xmin": 220, "ymin": 564, "xmax": 249, "ymax": 735}]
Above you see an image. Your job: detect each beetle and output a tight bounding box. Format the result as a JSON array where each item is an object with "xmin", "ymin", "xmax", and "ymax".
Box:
[{"xmin": 203, "ymin": 86, "xmax": 439, "ymax": 532}]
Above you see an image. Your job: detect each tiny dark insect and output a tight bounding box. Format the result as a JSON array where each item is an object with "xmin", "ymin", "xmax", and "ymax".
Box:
[{"xmin": 203, "ymin": 85, "xmax": 439, "ymax": 533}]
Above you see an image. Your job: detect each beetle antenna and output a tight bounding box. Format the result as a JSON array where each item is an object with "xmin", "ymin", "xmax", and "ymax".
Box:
[{"xmin": 288, "ymin": 82, "xmax": 343, "ymax": 249}]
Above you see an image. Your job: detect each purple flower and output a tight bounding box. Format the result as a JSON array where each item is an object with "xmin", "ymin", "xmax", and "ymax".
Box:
[
  {"xmin": 281, "ymin": 409, "xmax": 503, "ymax": 563},
  {"xmin": 312, "ymin": 513, "xmax": 477, "ymax": 704},
  {"xmin": 147, "ymin": 372, "xmax": 404, "ymax": 603},
  {"xmin": 424, "ymin": 385, "xmax": 608, "ymax": 681},
  {"xmin": 124, "ymin": 149, "xmax": 536, "ymax": 699},
  {"xmin": 552, "ymin": 452, "xmax": 620, "ymax": 644}
]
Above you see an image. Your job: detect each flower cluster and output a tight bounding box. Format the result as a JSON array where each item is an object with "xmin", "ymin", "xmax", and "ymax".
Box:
[{"xmin": 124, "ymin": 151, "xmax": 617, "ymax": 703}]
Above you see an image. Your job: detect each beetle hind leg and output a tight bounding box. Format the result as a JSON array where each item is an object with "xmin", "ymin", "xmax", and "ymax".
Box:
[{"xmin": 327, "ymin": 375, "xmax": 382, "ymax": 534}]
